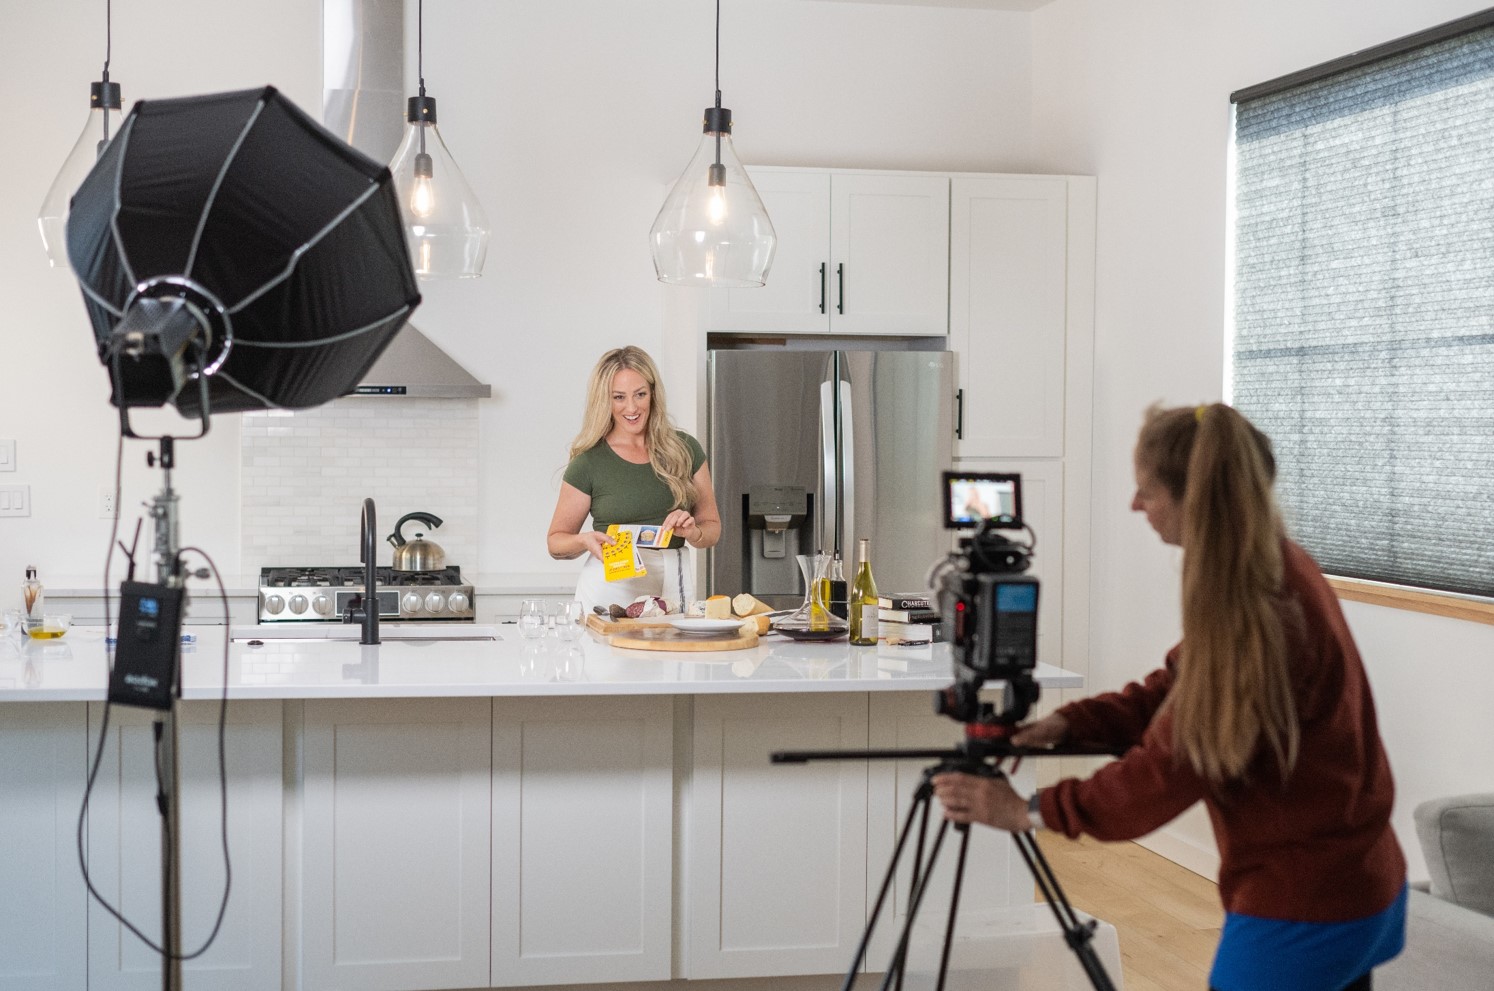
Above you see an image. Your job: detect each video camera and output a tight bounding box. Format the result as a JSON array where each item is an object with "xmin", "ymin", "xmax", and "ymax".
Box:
[{"xmin": 932, "ymin": 472, "xmax": 1040, "ymax": 727}]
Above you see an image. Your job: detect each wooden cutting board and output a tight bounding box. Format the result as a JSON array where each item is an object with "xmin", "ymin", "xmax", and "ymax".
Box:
[
  {"xmin": 609, "ymin": 627, "xmax": 759, "ymax": 652},
  {"xmin": 584, "ymin": 614, "xmax": 674, "ymax": 636}
]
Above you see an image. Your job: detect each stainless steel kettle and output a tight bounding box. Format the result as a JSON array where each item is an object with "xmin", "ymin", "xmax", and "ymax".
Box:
[{"xmin": 387, "ymin": 512, "xmax": 446, "ymax": 571}]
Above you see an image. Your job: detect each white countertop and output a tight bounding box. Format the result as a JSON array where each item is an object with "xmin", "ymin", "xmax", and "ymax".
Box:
[{"xmin": 0, "ymin": 625, "xmax": 1083, "ymax": 702}]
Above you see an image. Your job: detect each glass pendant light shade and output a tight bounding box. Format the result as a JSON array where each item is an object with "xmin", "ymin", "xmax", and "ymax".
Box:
[
  {"xmin": 39, "ymin": 81, "xmax": 121, "ymax": 269},
  {"xmin": 389, "ymin": 96, "xmax": 489, "ymax": 279},
  {"xmin": 650, "ymin": 108, "xmax": 777, "ymax": 287}
]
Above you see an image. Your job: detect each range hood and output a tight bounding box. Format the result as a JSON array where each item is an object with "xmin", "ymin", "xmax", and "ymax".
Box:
[{"xmin": 324, "ymin": 0, "xmax": 491, "ymax": 400}]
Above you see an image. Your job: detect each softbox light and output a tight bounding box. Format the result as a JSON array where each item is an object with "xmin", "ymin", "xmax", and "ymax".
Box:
[{"xmin": 66, "ymin": 86, "xmax": 421, "ymax": 425}]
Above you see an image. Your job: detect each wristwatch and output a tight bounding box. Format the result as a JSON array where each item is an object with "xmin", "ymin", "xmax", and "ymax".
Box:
[{"xmin": 1027, "ymin": 790, "xmax": 1045, "ymax": 831}]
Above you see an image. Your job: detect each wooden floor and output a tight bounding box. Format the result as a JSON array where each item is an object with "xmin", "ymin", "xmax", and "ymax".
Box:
[{"xmin": 1034, "ymin": 832, "xmax": 1223, "ymax": 991}]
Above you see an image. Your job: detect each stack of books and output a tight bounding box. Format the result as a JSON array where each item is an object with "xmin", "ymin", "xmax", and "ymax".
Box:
[{"xmin": 878, "ymin": 593, "xmax": 943, "ymax": 645}]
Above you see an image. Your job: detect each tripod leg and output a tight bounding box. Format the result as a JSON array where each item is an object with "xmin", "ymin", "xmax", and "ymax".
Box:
[
  {"xmin": 933, "ymin": 823, "xmax": 973, "ymax": 991},
  {"xmin": 877, "ymin": 819, "xmax": 953, "ymax": 991},
  {"xmin": 1012, "ymin": 831, "xmax": 1118, "ymax": 991},
  {"xmin": 841, "ymin": 780, "xmax": 936, "ymax": 991}
]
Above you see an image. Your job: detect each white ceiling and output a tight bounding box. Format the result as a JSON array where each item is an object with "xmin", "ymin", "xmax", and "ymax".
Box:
[{"xmin": 808, "ymin": 0, "xmax": 1056, "ymax": 11}]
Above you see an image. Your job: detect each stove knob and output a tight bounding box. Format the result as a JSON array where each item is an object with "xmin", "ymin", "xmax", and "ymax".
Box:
[
  {"xmin": 289, "ymin": 594, "xmax": 309, "ymax": 615},
  {"xmin": 264, "ymin": 594, "xmax": 285, "ymax": 616},
  {"xmin": 312, "ymin": 594, "xmax": 332, "ymax": 617},
  {"xmin": 425, "ymin": 591, "xmax": 446, "ymax": 613},
  {"xmin": 402, "ymin": 592, "xmax": 423, "ymax": 615},
  {"xmin": 448, "ymin": 591, "xmax": 470, "ymax": 614}
]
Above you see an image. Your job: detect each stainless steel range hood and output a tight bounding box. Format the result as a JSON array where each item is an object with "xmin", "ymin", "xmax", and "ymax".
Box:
[{"xmin": 324, "ymin": 0, "xmax": 491, "ymax": 400}]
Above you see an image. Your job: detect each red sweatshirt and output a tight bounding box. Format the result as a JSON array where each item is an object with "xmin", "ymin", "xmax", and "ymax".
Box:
[{"xmin": 1039, "ymin": 540, "xmax": 1405, "ymax": 922}]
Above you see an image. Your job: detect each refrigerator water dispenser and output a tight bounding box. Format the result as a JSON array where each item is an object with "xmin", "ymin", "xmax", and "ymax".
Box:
[{"xmin": 744, "ymin": 486, "xmax": 811, "ymax": 606}]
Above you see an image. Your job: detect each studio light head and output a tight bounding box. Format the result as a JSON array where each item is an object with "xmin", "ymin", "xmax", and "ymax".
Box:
[{"xmin": 66, "ymin": 86, "xmax": 421, "ymax": 438}]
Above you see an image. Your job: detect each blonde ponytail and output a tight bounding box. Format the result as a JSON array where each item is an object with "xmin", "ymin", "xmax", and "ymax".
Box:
[{"xmin": 1136, "ymin": 403, "xmax": 1297, "ymax": 784}]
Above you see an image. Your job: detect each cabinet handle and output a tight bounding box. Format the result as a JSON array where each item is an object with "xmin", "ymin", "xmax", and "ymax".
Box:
[
  {"xmin": 836, "ymin": 263, "xmax": 845, "ymax": 315},
  {"xmin": 955, "ymin": 388, "xmax": 964, "ymax": 440},
  {"xmin": 818, "ymin": 263, "xmax": 827, "ymax": 314}
]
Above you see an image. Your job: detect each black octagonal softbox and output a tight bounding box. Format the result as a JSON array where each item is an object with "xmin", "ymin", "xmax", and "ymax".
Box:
[{"xmin": 66, "ymin": 85, "xmax": 421, "ymax": 427}]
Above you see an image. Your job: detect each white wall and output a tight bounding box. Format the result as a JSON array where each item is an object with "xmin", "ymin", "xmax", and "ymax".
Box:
[
  {"xmin": 1029, "ymin": 0, "xmax": 1494, "ymax": 880},
  {"xmin": 0, "ymin": 0, "xmax": 1033, "ymax": 587}
]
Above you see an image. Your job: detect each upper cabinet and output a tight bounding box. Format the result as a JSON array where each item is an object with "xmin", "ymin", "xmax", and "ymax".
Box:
[
  {"xmin": 950, "ymin": 175, "xmax": 1095, "ymax": 459},
  {"xmin": 708, "ymin": 170, "xmax": 950, "ymax": 336}
]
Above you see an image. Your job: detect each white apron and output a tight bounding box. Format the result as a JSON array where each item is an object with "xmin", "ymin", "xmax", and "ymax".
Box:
[{"xmin": 574, "ymin": 546, "xmax": 695, "ymax": 616}]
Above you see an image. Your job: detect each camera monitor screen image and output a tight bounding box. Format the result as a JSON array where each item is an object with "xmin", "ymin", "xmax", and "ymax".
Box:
[{"xmin": 943, "ymin": 472, "xmax": 1022, "ymax": 529}]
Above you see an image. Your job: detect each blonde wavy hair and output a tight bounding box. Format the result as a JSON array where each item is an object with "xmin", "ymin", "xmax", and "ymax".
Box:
[
  {"xmin": 570, "ymin": 346, "xmax": 697, "ymax": 511},
  {"xmin": 1136, "ymin": 402, "xmax": 1298, "ymax": 785}
]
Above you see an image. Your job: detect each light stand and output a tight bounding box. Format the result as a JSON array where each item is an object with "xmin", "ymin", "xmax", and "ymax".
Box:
[{"xmin": 773, "ymin": 733, "xmax": 1124, "ymax": 991}]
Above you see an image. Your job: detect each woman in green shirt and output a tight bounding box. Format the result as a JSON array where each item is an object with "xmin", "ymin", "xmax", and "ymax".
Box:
[{"xmin": 547, "ymin": 346, "xmax": 721, "ymax": 613}]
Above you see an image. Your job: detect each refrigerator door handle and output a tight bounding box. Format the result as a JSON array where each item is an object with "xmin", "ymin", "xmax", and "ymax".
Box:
[
  {"xmin": 820, "ymin": 378, "xmax": 837, "ymax": 555},
  {"xmin": 838, "ymin": 378, "xmax": 854, "ymax": 558}
]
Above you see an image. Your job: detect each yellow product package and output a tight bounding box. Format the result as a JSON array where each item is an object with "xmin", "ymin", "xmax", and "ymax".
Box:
[{"xmin": 602, "ymin": 525, "xmax": 644, "ymax": 582}]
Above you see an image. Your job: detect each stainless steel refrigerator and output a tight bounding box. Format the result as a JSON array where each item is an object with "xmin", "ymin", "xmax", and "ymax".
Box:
[{"xmin": 707, "ymin": 349, "xmax": 955, "ymax": 608}]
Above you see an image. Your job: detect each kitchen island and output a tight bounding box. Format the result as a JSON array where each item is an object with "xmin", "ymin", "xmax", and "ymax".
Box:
[{"xmin": 0, "ymin": 627, "xmax": 1119, "ymax": 991}]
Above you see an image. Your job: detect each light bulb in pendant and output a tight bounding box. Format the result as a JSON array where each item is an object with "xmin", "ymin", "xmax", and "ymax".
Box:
[
  {"xmin": 707, "ymin": 163, "xmax": 728, "ymax": 226},
  {"xmin": 410, "ymin": 153, "xmax": 435, "ymax": 218}
]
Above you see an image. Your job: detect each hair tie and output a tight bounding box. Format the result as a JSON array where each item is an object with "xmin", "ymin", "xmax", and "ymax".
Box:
[{"xmin": 1195, "ymin": 404, "xmax": 1208, "ymax": 423}]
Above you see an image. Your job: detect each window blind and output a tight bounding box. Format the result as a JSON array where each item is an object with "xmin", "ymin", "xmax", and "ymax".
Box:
[{"xmin": 1231, "ymin": 22, "xmax": 1494, "ymax": 598}]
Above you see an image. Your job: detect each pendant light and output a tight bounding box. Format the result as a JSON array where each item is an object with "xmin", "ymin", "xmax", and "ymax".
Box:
[
  {"xmin": 38, "ymin": 0, "xmax": 122, "ymax": 270},
  {"xmin": 650, "ymin": 0, "xmax": 776, "ymax": 288},
  {"xmin": 388, "ymin": 0, "xmax": 489, "ymax": 279}
]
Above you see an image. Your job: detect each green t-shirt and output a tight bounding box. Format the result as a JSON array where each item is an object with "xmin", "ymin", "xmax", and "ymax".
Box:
[{"xmin": 563, "ymin": 431, "xmax": 707, "ymax": 547}]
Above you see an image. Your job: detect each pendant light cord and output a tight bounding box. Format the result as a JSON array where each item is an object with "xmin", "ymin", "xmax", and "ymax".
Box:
[
  {"xmin": 713, "ymin": 0, "xmax": 723, "ymax": 166},
  {"xmin": 101, "ymin": 0, "xmax": 113, "ymax": 143},
  {"xmin": 416, "ymin": 0, "xmax": 426, "ymax": 156}
]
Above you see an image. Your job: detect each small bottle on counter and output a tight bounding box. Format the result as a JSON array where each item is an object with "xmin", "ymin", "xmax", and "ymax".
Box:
[
  {"xmin": 809, "ymin": 550, "xmax": 832, "ymax": 632},
  {"xmin": 828, "ymin": 552, "xmax": 848, "ymax": 620},
  {"xmin": 848, "ymin": 539, "xmax": 878, "ymax": 646},
  {"xmin": 21, "ymin": 566, "xmax": 44, "ymax": 637}
]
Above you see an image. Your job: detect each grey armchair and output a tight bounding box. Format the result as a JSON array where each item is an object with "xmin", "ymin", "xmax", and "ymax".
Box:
[{"xmin": 1378, "ymin": 793, "xmax": 1494, "ymax": 990}]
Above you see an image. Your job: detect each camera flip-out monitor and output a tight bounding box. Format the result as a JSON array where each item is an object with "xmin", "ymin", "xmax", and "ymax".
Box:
[{"xmin": 943, "ymin": 471, "xmax": 1022, "ymax": 529}]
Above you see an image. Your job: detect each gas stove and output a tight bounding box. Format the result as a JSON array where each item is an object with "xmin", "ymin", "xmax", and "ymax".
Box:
[{"xmin": 258, "ymin": 566, "xmax": 475, "ymax": 622}]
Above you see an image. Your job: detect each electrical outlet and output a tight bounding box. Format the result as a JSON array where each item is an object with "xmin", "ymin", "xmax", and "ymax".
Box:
[
  {"xmin": 100, "ymin": 487, "xmax": 118, "ymax": 519},
  {"xmin": 0, "ymin": 485, "xmax": 30, "ymax": 517}
]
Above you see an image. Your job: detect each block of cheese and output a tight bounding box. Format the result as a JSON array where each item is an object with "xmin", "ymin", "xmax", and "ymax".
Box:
[
  {"xmin": 731, "ymin": 593, "xmax": 773, "ymax": 617},
  {"xmin": 704, "ymin": 595, "xmax": 732, "ymax": 619}
]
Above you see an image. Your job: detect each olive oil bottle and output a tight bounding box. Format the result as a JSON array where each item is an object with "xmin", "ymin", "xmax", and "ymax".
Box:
[{"xmin": 848, "ymin": 538, "xmax": 878, "ymax": 645}]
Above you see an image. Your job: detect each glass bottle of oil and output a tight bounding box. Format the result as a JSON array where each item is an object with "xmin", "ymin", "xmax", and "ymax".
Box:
[
  {"xmin": 848, "ymin": 539, "xmax": 879, "ymax": 645},
  {"xmin": 21, "ymin": 566, "xmax": 45, "ymax": 638}
]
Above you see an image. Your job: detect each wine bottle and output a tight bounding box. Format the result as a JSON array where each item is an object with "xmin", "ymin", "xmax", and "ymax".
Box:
[
  {"xmin": 848, "ymin": 538, "xmax": 878, "ymax": 645},
  {"xmin": 828, "ymin": 552, "xmax": 847, "ymax": 619}
]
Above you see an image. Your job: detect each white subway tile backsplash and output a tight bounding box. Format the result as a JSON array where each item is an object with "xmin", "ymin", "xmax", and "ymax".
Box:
[{"xmin": 241, "ymin": 398, "xmax": 481, "ymax": 571}]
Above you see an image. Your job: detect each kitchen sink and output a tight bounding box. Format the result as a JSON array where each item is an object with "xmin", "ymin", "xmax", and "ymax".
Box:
[{"xmin": 231, "ymin": 624, "xmax": 502, "ymax": 643}]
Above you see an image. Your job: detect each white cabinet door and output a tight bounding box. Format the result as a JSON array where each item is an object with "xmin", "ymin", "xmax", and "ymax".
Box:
[
  {"xmin": 832, "ymin": 173, "xmax": 950, "ymax": 337},
  {"xmin": 685, "ymin": 693, "xmax": 869, "ymax": 979},
  {"xmin": 490, "ymin": 695, "xmax": 673, "ymax": 986},
  {"xmin": 85, "ymin": 699, "xmax": 282, "ymax": 991},
  {"xmin": 708, "ymin": 170, "xmax": 950, "ymax": 337},
  {"xmin": 951, "ymin": 176, "xmax": 1070, "ymax": 458},
  {"xmin": 709, "ymin": 170, "xmax": 833, "ymax": 334},
  {"xmin": 300, "ymin": 697, "xmax": 491, "ymax": 991},
  {"xmin": 0, "ymin": 702, "xmax": 87, "ymax": 991}
]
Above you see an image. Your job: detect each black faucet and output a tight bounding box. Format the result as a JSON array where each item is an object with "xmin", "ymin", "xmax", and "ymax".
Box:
[{"xmin": 354, "ymin": 497, "xmax": 381, "ymax": 645}]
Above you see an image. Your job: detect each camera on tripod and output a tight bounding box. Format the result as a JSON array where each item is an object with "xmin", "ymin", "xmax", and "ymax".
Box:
[{"xmin": 933, "ymin": 471, "xmax": 1040, "ymax": 726}]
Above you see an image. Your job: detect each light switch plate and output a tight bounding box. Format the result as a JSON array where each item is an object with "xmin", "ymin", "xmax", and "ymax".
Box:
[
  {"xmin": 0, "ymin": 440, "xmax": 14, "ymax": 472},
  {"xmin": 0, "ymin": 485, "xmax": 30, "ymax": 517}
]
